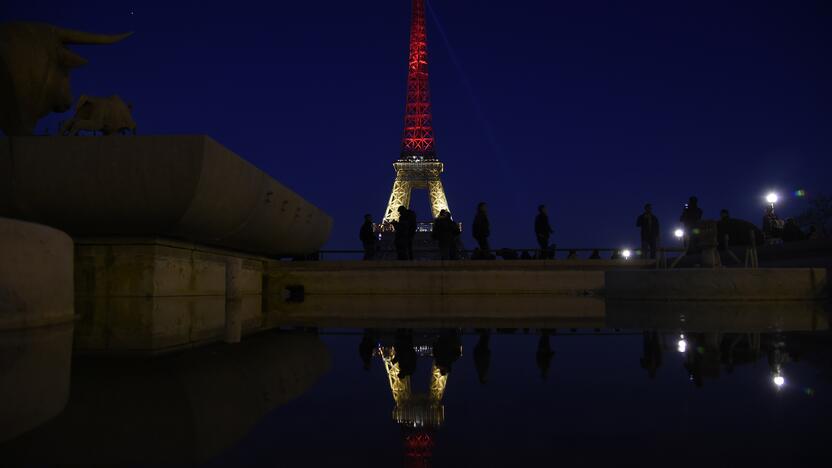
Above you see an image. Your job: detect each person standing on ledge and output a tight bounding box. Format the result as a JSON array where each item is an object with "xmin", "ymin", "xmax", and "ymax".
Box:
[
  {"xmin": 359, "ymin": 214, "xmax": 377, "ymax": 260},
  {"xmin": 472, "ymin": 202, "xmax": 491, "ymax": 254},
  {"xmin": 405, "ymin": 207, "xmax": 418, "ymax": 260},
  {"xmin": 679, "ymin": 196, "xmax": 703, "ymax": 231},
  {"xmin": 433, "ymin": 209, "xmax": 460, "ymax": 260},
  {"xmin": 392, "ymin": 206, "xmax": 411, "ymax": 260},
  {"xmin": 534, "ymin": 204, "xmax": 554, "ymax": 259},
  {"xmin": 636, "ymin": 203, "xmax": 660, "ymax": 259}
]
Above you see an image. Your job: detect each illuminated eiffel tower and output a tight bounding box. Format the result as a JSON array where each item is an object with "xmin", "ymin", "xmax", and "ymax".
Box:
[
  {"xmin": 381, "ymin": 0, "xmax": 451, "ymax": 225},
  {"xmin": 378, "ymin": 344, "xmax": 450, "ymax": 468}
]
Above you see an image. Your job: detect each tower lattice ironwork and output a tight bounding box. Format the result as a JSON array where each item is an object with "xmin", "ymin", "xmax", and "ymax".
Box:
[{"xmin": 382, "ymin": 0, "xmax": 450, "ymax": 224}]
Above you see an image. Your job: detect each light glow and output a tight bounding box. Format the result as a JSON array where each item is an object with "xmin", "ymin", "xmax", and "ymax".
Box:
[
  {"xmin": 621, "ymin": 249, "xmax": 632, "ymax": 259},
  {"xmin": 766, "ymin": 192, "xmax": 779, "ymax": 204},
  {"xmin": 674, "ymin": 228, "xmax": 684, "ymax": 239},
  {"xmin": 677, "ymin": 339, "xmax": 687, "ymax": 353},
  {"xmin": 773, "ymin": 375, "xmax": 785, "ymax": 388}
]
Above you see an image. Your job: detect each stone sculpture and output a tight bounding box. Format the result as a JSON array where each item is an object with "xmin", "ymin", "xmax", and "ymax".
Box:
[
  {"xmin": 60, "ymin": 95, "xmax": 136, "ymax": 135},
  {"xmin": 0, "ymin": 22, "xmax": 131, "ymax": 136}
]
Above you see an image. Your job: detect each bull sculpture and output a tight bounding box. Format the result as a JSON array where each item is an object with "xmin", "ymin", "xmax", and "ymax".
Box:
[
  {"xmin": 61, "ymin": 95, "xmax": 136, "ymax": 135},
  {"xmin": 0, "ymin": 22, "xmax": 131, "ymax": 136}
]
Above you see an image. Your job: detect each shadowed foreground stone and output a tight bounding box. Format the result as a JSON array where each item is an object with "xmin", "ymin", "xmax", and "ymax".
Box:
[
  {"xmin": 0, "ymin": 217, "xmax": 74, "ymax": 442},
  {"xmin": 1, "ymin": 332, "xmax": 330, "ymax": 464},
  {"xmin": 0, "ymin": 135, "xmax": 332, "ymax": 257}
]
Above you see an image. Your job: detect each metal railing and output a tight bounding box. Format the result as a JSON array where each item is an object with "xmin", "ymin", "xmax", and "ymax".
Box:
[{"xmin": 315, "ymin": 246, "xmax": 688, "ymax": 263}]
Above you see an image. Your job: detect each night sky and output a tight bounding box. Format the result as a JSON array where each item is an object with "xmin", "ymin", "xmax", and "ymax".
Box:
[{"xmin": 3, "ymin": 0, "xmax": 830, "ymax": 251}]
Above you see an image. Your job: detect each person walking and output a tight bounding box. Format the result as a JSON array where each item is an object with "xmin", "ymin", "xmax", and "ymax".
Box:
[
  {"xmin": 359, "ymin": 214, "xmax": 377, "ymax": 260},
  {"xmin": 534, "ymin": 204, "xmax": 553, "ymax": 259},
  {"xmin": 636, "ymin": 203, "xmax": 660, "ymax": 259},
  {"xmin": 392, "ymin": 206, "xmax": 411, "ymax": 260},
  {"xmin": 472, "ymin": 202, "xmax": 491, "ymax": 254}
]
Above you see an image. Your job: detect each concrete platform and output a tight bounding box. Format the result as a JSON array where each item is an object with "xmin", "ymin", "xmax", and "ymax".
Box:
[
  {"xmin": 0, "ymin": 135, "xmax": 332, "ymax": 257},
  {"xmin": 605, "ymin": 268, "xmax": 827, "ymax": 301},
  {"xmin": 267, "ymin": 259, "xmax": 655, "ymax": 297}
]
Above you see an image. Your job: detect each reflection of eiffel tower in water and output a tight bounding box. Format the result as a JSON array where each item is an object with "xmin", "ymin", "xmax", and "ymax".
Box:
[
  {"xmin": 377, "ymin": 343, "xmax": 452, "ymax": 468},
  {"xmin": 381, "ymin": 0, "xmax": 450, "ymax": 226}
]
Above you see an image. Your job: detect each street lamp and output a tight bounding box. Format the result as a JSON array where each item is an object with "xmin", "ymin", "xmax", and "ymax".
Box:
[
  {"xmin": 674, "ymin": 228, "xmax": 684, "ymax": 239},
  {"xmin": 772, "ymin": 374, "xmax": 785, "ymax": 389},
  {"xmin": 766, "ymin": 192, "xmax": 779, "ymax": 206},
  {"xmin": 621, "ymin": 249, "xmax": 632, "ymax": 260}
]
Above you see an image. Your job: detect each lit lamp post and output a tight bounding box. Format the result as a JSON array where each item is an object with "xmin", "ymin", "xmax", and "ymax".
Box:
[
  {"xmin": 766, "ymin": 192, "xmax": 779, "ymax": 209},
  {"xmin": 673, "ymin": 227, "xmax": 685, "ymax": 250},
  {"xmin": 621, "ymin": 249, "xmax": 632, "ymax": 260}
]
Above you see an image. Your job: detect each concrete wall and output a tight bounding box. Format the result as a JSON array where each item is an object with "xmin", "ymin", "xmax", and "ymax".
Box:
[
  {"xmin": 0, "ymin": 136, "xmax": 332, "ymax": 257},
  {"xmin": 268, "ymin": 260, "xmax": 609, "ymax": 296},
  {"xmin": 74, "ymin": 238, "xmax": 267, "ymax": 355},
  {"xmin": 0, "ymin": 218, "xmax": 74, "ymax": 442},
  {"xmin": 605, "ymin": 268, "xmax": 828, "ymax": 301}
]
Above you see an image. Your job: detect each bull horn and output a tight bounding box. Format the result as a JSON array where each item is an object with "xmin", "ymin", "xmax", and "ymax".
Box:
[{"xmin": 57, "ymin": 27, "xmax": 133, "ymax": 45}]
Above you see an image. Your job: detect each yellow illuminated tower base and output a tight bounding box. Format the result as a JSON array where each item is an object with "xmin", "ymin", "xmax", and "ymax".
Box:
[{"xmin": 382, "ymin": 160, "xmax": 450, "ymax": 224}]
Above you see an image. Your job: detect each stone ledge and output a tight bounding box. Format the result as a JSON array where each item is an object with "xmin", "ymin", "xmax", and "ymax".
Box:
[{"xmin": 605, "ymin": 268, "xmax": 828, "ymax": 301}]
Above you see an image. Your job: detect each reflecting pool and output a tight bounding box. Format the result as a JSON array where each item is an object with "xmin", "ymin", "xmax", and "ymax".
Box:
[{"xmin": 2, "ymin": 301, "xmax": 830, "ymax": 467}]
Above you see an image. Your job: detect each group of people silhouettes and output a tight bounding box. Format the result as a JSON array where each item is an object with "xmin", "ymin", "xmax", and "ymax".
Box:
[{"xmin": 360, "ymin": 195, "xmax": 820, "ymax": 260}]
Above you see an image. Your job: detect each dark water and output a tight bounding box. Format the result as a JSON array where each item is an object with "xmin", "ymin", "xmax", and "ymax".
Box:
[{"xmin": 4, "ymin": 307, "xmax": 832, "ymax": 467}]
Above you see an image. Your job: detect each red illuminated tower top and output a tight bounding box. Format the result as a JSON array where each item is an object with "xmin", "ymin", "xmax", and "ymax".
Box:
[{"xmin": 401, "ymin": 0, "xmax": 436, "ymax": 160}]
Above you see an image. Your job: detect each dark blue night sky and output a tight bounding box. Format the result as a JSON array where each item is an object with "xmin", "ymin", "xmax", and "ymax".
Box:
[{"xmin": 3, "ymin": 0, "xmax": 830, "ymax": 251}]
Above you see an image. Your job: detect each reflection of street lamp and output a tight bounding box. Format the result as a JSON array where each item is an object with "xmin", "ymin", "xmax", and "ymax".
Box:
[{"xmin": 677, "ymin": 334, "xmax": 687, "ymax": 353}]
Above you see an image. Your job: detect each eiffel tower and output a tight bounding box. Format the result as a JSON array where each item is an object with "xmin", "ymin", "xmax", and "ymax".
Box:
[{"xmin": 382, "ymin": 0, "xmax": 450, "ymax": 225}]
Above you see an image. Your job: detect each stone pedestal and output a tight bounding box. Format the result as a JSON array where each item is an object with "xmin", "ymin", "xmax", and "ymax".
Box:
[
  {"xmin": 74, "ymin": 237, "xmax": 270, "ymax": 355},
  {"xmin": 0, "ymin": 217, "xmax": 74, "ymax": 442}
]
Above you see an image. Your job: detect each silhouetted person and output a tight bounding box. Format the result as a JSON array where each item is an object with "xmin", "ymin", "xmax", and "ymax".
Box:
[
  {"xmin": 566, "ymin": 249, "xmax": 577, "ymax": 260},
  {"xmin": 432, "ymin": 209, "xmax": 460, "ymax": 260},
  {"xmin": 433, "ymin": 329, "xmax": 462, "ymax": 375},
  {"xmin": 535, "ymin": 204, "xmax": 554, "ymax": 259},
  {"xmin": 473, "ymin": 331, "xmax": 491, "ymax": 384},
  {"xmin": 639, "ymin": 331, "xmax": 662, "ymax": 379},
  {"xmin": 536, "ymin": 332, "xmax": 555, "ymax": 381},
  {"xmin": 472, "ymin": 202, "xmax": 491, "ymax": 253},
  {"xmin": 359, "ymin": 329, "xmax": 375, "ymax": 371},
  {"xmin": 588, "ymin": 249, "xmax": 601, "ymax": 259},
  {"xmin": 392, "ymin": 206, "xmax": 412, "ymax": 260},
  {"xmin": 679, "ymin": 196, "xmax": 703, "ymax": 231},
  {"xmin": 782, "ymin": 218, "xmax": 806, "ymax": 242},
  {"xmin": 636, "ymin": 203, "xmax": 660, "ymax": 259},
  {"xmin": 762, "ymin": 205, "xmax": 782, "ymax": 241},
  {"xmin": 359, "ymin": 214, "xmax": 377, "ymax": 260},
  {"xmin": 404, "ymin": 208, "xmax": 418, "ymax": 259},
  {"xmin": 393, "ymin": 330, "xmax": 417, "ymax": 378}
]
